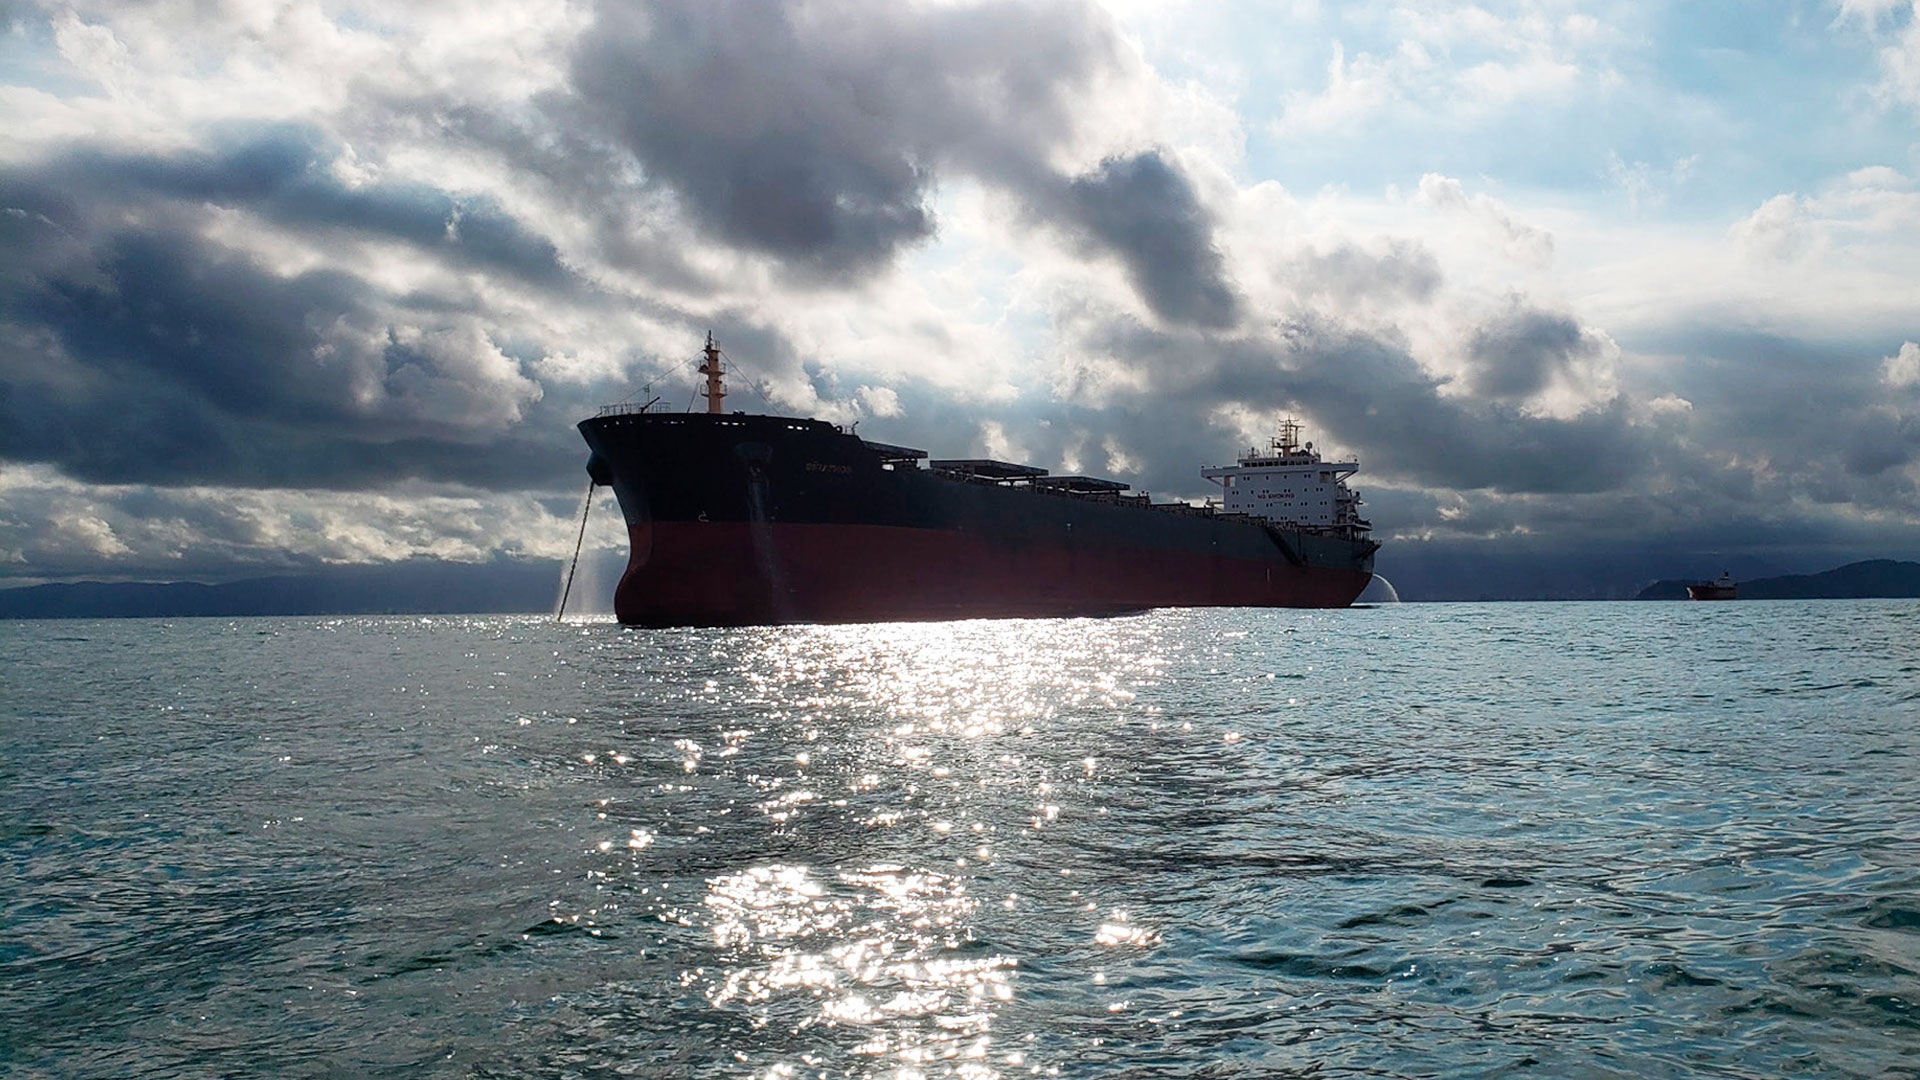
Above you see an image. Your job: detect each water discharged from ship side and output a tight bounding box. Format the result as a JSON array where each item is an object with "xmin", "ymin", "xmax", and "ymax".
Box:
[{"xmin": 576, "ymin": 336, "xmax": 1378, "ymax": 627}]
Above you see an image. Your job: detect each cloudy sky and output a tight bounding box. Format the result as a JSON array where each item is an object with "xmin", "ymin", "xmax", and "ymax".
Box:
[{"xmin": 2, "ymin": 0, "xmax": 1917, "ymax": 599}]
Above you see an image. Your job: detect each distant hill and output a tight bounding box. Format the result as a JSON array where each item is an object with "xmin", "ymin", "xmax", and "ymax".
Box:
[
  {"xmin": 1637, "ymin": 559, "xmax": 1920, "ymax": 600},
  {"xmin": 0, "ymin": 558, "xmax": 567, "ymax": 619}
]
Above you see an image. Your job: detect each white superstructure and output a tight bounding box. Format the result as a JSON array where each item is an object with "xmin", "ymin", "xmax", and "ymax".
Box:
[{"xmin": 1201, "ymin": 419, "xmax": 1369, "ymax": 532}]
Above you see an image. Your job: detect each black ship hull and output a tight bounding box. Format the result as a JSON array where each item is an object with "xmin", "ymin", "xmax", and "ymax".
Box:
[{"xmin": 578, "ymin": 411, "xmax": 1377, "ymax": 627}]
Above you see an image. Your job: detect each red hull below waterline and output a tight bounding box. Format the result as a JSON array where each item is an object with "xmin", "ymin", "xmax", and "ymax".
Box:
[{"xmin": 613, "ymin": 522, "xmax": 1372, "ymax": 627}]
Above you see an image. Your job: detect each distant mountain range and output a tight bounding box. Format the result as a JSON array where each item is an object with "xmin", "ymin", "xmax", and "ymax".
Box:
[
  {"xmin": 7, "ymin": 555, "xmax": 1917, "ymax": 618},
  {"xmin": 0, "ymin": 558, "xmax": 566, "ymax": 619},
  {"xmin": 1637, "ymin": 559, "xmax": 1920, "ymax": 600}
]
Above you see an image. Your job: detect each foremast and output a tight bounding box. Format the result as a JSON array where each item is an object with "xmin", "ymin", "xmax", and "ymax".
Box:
[{"xmin": 698, "ymin": 331, "xmax": 727, "ymax": 414}]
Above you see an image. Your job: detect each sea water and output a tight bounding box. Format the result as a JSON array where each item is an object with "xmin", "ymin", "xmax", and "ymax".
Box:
[{"xmin": 2, "ymin": 601, "xmax": 1916, "ymax": 1078}]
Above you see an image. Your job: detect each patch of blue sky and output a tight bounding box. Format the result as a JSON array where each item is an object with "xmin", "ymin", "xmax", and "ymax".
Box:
[
  {"xmin": 1637, "ymin": 3, "xmax": 1906, "ymax": 182},
  {"xmin": 0, "ymin": 14, "xmax": 91, "ymax": 98},
  {"xmin": 1112, "ymin": 0, "xmax": 1910, "ymax": 225}
]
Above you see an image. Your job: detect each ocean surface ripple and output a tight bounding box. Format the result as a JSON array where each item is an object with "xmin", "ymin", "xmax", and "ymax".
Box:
[{"xmin": 3, "ymin": 601, "xmax": 1918, "ymax": 1078}]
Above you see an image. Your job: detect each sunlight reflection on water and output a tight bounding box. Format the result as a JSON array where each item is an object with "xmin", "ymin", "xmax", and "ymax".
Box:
[
  {"xmin": 700, "ymin": 863, "xmax": 1010, "ymax": 1073},
  {"xmin": 669, "ymin": 618, "xmax": 1171, "ymax": 1078},
  {"xmin": 4, "ymin": 604, "xmax": 1918, "ymax": 1078}
]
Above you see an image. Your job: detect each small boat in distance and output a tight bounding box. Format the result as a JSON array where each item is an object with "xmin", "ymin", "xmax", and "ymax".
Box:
[{"xmin": 1687, "ymin": 572, "xmax": 1737, "ymax": 601}]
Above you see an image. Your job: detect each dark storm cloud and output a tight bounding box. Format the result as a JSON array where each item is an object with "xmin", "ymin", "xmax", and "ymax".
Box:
[
  {"xmin": 568, "ymin": 0, "xmax": 1103, "ymax": 277},
  {"xmin": 1064, "ymin": 314, "xmax": 1650, "ymax": 495},
  {"xmin": 1463, "ymin": 305, "xmax": 1603, "ymax": 400},
  {"xmin": 0, "ymin": 110, "xmax": 847, "ymax": 494},
  {"xmin": 0, "ymin": 201, "xmax": 589, "ymax": 490},
  {"xmin": 1842, "ymin": 411, "xmax": 1917, "ymax": 477},
  {"xmin": 0, "ymin": 0, "xmax": 1251, "ymax": 500},
  {"xmin": 567, "ymin": 0, "xmax": 1242, "ymax": 322},
  {"xmin": 408, "ymin": 98, "xmax": 717, "ymax": 294},
  {"xmin": 836, "ymin": 304, "xmax": 1654, "ymax": 516},
  {"xmin": 575, "ymin": 0, "xmax": 935, "ymax": 277},
  {"xmin": 1640, "ymin": 327, "xmax": 1920, "ymax": 512},
  {"xmin": 10, "ymin": 128, "xmax": 573, "ymax": 288},
  {"xmin": 1046, "ymin": 152, "xmax": 1241, "ymax": 328}
]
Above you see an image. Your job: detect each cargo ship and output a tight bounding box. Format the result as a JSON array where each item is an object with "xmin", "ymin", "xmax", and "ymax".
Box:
[
  {"xmin": 576, "ymin": 336, "xmax": 1378, "ymax": 626},
  {"xmin": 1687, "ymin": 572, "xmax": 1737, "ymax": 600}
]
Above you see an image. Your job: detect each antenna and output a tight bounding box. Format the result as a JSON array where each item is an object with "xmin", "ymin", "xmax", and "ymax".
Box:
[{"xmin": 1276, "ymin": 418, "xmax": 1302, "ymax": 454}]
